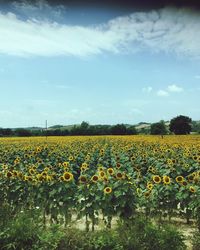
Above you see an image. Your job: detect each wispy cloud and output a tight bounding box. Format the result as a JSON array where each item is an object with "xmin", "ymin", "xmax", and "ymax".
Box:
[
  {"xmin": 156, "ymin": 84, "xmax": 183, "ymax": 96},
  {"xmin": 0, "ymin": 2, "xmax": 200, "ymax": 58},
  {"xmin": 167, "ymin": 84, "xmax": 183, "ymax": 92},
  {"xmin": 157, "ymin": 90, "xmax": 169, "ymax": 97},
  {"xmin": 142, "ymin": 86, "xmax": 153, "ymax": 93},
  {"xmin": 195, "ymin": 75, "xmax": 200, "ymax": 79}
]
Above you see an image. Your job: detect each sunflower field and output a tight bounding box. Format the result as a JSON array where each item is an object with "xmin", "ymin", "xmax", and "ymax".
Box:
[{"xmin": 0, "ymin": 135, "xmax": 200, "ymax": 231}]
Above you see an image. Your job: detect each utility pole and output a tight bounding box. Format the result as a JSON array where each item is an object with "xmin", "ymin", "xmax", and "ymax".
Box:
[{"xmin": 45, "ymin": 120, "xmax": 48, "ymax": 141}]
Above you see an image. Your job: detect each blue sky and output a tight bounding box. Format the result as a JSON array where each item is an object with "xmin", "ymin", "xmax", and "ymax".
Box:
[{"xmin": 0, "ymin": 1, "xmax": 200, "ymax": 128}]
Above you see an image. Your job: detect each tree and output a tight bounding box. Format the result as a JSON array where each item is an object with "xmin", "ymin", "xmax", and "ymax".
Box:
[
  {"xmin": 150, "ymin": 121, "xmax": 167, "ymax": 135},
  {"xmin": 111, "ymin": 124, "xmax": 127, "ymax": 135},
  {"xmin": 169, "ymin": 115, "xmax": 192, "ymax": 135},
  {"xmin": 126, "ymin": 125, "xmax": 138, "ymax": 135},
  {"xmin": 15, "ymin": 128, "xmax": 32, "ymax": 137}
]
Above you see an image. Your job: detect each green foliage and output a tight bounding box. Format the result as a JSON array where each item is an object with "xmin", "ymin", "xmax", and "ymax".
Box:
[
  {"xmin": 15, "ymin": 128, "xmax": 32, "ymax": 137},
  {"xmin": 87, "ymin": 230, "xmax": 121, "ymax": 250},
  {"xmin": 37, "ymin": 224, "xmax": 65, "ymax": 250},
  {"xmin": 126, "ymin": 125, "xmax": 138, "ymax": 135},
  {"xmin": 116, "ymin": 217, "xmax": 186, "ymax": 250},
  {"xmin": 111, "ymin": 124, "xmax": 127, "ymax": 135},
  {"xmin": 191, "ymin": 233, "xmax": 200, "ymax": 250},
  {"xmin": 0, "ymin": 210, "xmax": 42, "ymax": 250},
  {"xmin": 170, "ymin": 115, "xmax": 192, "ymax": 135},
  {"xmin": 150, "ymin": 121, "xmax": 167, "ymax": 135},
  {"xmin": 0, "ymin": 210, "xmax": 187, "ymax": 250}
]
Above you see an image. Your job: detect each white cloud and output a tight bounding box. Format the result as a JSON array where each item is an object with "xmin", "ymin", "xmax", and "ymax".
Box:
[
  {"xmin": 167, "ymin": 84, "xmax": 183, "ymax": 92},
  {"xmin": 0, "ymin": 3, "xmax": 200, "ymax": 58},
  {"xmin": 157, "ymin": 90, "xmax": 169, "ymax": 97},
  {"xmin": 142, "ymin": 86, "xmax": 153, "ymax": 93}
]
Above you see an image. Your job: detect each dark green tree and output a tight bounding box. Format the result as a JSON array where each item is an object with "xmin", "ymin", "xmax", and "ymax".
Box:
[
  {"xmin": 15, "ymin": 128, "xmax": 32, "ymax": 137},
  {"xmin": 169, "ymin": 115, "xmax": 192, "ymax": 135},
  {"xmin": 150, "ymin": 121, "xmax": 167, "ymax": 135},
  {"xmin": 111, "ymin": 124, "xmax": 127, "ymax": 135},
  {"xmin": 126, "ymin": 125, "xmax": 138, "ymax": 135}
]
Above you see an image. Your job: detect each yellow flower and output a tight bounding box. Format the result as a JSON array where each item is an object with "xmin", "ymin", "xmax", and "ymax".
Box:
[
  {"xmin": 144, "ymin": 191, "xmax": 151, "ymax": 198},
  {"xmin": 91, "ymin": 175, "xmax": 99, "ymax": 183},
  {"xmin": 189, "ymin": 186, "xmax": 196, "ymax": 193},
  {"xmin": 37, "ymin": 173, "xmax": 43, "ymax": 181},
  {"xmin": 176, "ymin": 176, "xmax": 184, "ymax": 183},
  {"xmin": 99, "ymin": 171, "xmax": 106, "ymax": 178},
  {"xmin": 163, "ymin": 176, "xmax": 171, "ymax": 185},
  {"xmin": 116, "ymin": 172, "xmax": 123, "ymax": 180},
  {"xmin": 63, "ymin": 172, "xmax": 73, "ymax": 181},
  {"xmin": 6, "ymin": 171, "xmax": 12, "ymax": 178},
  {"xmin": 62, "ymin": 162, "xmax": 69, "ymax": 168},
  {"xmin": 79, "ymin": 175, "xmax": 87, "ymax": 184},
  {"xmin": 152, "ymin": 175, "xmax": 161, "ymax": 184},
  {"xmin": 147, "ymin": 183, "xmax": 153, "ymax": 190},
  {"xmin": 107, "ymin": 168, "xmax": 114, "ymax": 175},
  {"xmin": 68, "ymin": 156, "xmax": 74, "ymax": 161},
  {"xmin": 104, "ymin": 187, "xmax": 112, "ymax": 194}
]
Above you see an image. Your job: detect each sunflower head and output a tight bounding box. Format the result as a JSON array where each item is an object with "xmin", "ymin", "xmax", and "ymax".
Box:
[
  {"xmin": 6, "ymin": 171, "xmax": 12, "ymax": 178},
  {"xmin": 116, "ymin": 172, "xmax": 123, "ymax": 180},
  {"xmin": 147, "ymin": 183, "xmax": 153, "ymax": 190},
  {"xmin": 104, "ymin": 187, "xmax": 112, "ymax": 194},
  {"xmin": 91, "ymin": 175, "xmax": 99, "ymax": 183},
  {"xmin": 152, "ymin": 175, "xmax": 161, "ymax": 184},
  {"xmin": 144, "ymin": 191, "xmax": 151, "ymax": 198},
  {"xmin": 176, "ymin": 176, "xmax": 184, "ymax": 183},
  {"xmin": 107, "ymin": 168, "xmax": 114, "ymax": 175},
  {"xmin": 79, "ymin": 175, "xmax": 87, "ymax": 184},
  {"xmin": 99, "ymin": 171, "xmax": 106, "ymax": 178},
  {"xmin": 63, "ymin": 172, "xmax": 73, "ymax": 182},
  {"xmin": 189, "ymin": 186, "xmax": 196, "ymax": 193},
  {"xmin": 163, "ymin": 176, "xmax": 171, "ymax": 185}
]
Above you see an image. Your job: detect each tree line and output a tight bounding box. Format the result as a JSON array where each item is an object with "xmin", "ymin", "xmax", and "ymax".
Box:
[{"xmin": 0, "ymin": 115, "xmax": 199, "ymax": 137}]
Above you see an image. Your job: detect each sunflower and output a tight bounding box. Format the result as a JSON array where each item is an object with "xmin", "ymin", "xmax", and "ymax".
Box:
[
  {"xmin": 187, "ymin": 174, "xmax": 194, "ymax": 182},
  {"xmin": 37, "ymin": 173, "xmax": 43, "ymax": 181},
  {"xmin": 144, "ymin": 191, "xmax": 151, "ymax": 198},
  {"xmin": 99, "ymin": 171, "xmax": 106, "ymax": 178},
  {"xmin": 152, "ymin": 175, "xmax": 161, "ymax": 184},
  {"xmin": 193, "ymin": 155, "xmax": 198, "ymax": 161},
  {"xmin": 176, "ymin": 176, "xmax": 184, "ymax": 183},
  {"xmin": 181, "ymin": 180, "xmax": 188, "ymax": 186},
  {"xmin": 59, "ymin": 176, "xmax": 65, "ymax": 182},
  {"xmin": 68, "ymin": 156, "xmax": 74, "ymax": 161},
  {"xmin": 189, "ymin": 186, "xmax": 196, "ymax": 193},
  {"xmin": 79, "ymin": 175, "xmax": 87, "ymax": 183},
  {"xmin": 104, "ymin": 187, "xmax": 112, "ymax": 194},
  {"xmin": 81, "ymin": 162, "xmax": 88, "ymax": 168},
  {"xmin": 17, "ymin": 172, "xmax": 23, "ymax": 179},
  {"xmin": 116, "ymin": 162, "xmax": 121, "ymax": 168},
  {"xmin": 91, "ymin": 175, "xmax": 99, "ymax": 183},
  {"xmin": 116, "ymin": 172, "xmax": 123, "ymax": 180},
  {"xmin": 63, "ymin": 172, "xmax": 73, "ymax": 181},
  {"xmin": 147, "ymin": 183, "xmax": 153, "ymax": 190},
  {"xmin": 63, "ymin": 162, "xmax": 69, "ymax": 168},
  {"xmin": 107, "ymin": 168, "xmax": 114, "ymax": 175},
  {"xmin": 81, "ymin": 165, "xmax": 87, "ymax": 172},
  {"xmin": 131, "ymin": 156, "xmax": 135, "ymax": 161},
  {"xmin": 12, "ymin": 170, "xmax": 18, "ymax": 177},
  {"xmin": 29, "ymin": 168, "xmax": 35, "ymax": 175},
  {"xmin": 6, "ymin": 171, "xmax": 12, "ymax": 178},
  {"xmin": 163, "ymin": 176, "xmax": 171, "ymax": 185}
]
